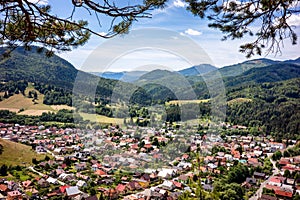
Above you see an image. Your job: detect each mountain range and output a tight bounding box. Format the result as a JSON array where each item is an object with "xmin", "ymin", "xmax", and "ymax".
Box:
[
  {"xmin": 0, "ymin": 46, "xmax": 299, "ymax": 138},
  {"xmin": 90, "ymin": 58, "xmax": 300, "ymax": 83},
  {"xmin": 0, "ymin": 46, "xmax": 299, "ymax": 102}
]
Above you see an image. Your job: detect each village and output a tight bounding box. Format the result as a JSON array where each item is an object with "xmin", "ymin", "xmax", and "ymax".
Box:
[{"xmin": 0, "ymin": 122, "xmax": 299, "ymax": 200}]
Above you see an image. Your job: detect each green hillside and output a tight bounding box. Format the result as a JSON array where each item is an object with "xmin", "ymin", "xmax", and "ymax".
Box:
[
  {"xmin": 218, "ymin": 58, "xmax": 279, "ymax": 77},
  {"xmin": 0, "ymin": 138, "xmax": 46, "ymax": 166},
  {"xmin": 225, "ymin": 63, "xmax": 300, "ymax": 87}
]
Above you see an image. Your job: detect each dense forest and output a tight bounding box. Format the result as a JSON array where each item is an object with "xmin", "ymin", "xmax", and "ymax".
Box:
[{"xmin": 0, "ymin": 109, "xmax": 82, "ymax": 127}]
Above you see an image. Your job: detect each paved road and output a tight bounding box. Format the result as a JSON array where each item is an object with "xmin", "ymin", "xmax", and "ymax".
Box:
[
  {"xmin": 249, "ymin": 155, "xmax": 280, "ymax": 200},
  {"xmin": 28, "ymin": 166, "xmax": 65, "ymax": 185}
]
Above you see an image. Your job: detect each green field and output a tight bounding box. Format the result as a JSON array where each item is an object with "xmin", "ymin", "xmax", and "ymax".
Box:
[
  {"xmin": 166, "ymin": 99, "xmax": 210, "ymax": 105},
  {"xmin": 0, "ymin": 139, "xmax": 46, "ymax": 166},
  {"xmin": 227, "ymin": 98, "xmax": 252, "ymax": 105},
  {"xmin": 0, "ymin": 84, "xmax": 74, "ymax": 116},
  {"xmin": 79, "ymin": 112, "xmax": 125, "ymax": 124}
]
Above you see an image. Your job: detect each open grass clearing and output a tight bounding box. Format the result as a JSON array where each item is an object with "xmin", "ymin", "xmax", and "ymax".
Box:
[
  {"xmin": 0, "ymin": 139, "xmax": 46, "ymax": 166},
  {"xmin": 227, "ymin": 98, "xmax": 252, "ymax": 105},
  {"xmin": 79, "ymin": 112, "xmax": 125, "ymax": 124},
  {"xmin": 166, "ymin": 99, "xmax": 209, "ymax": 105}
]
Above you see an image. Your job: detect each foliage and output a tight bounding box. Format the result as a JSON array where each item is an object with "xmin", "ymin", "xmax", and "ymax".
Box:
[
  {"xmin": 0, "ymin": 1, "xmax": 165, "ymax": 56},
  {"xmin": 0, "ymin": 109, "xmax": 83, "ymax": 125},
  {"xmin": 0, "ymin": 144, "xmax": 3, "ymax": 155},
  {"xmin": 226, "ymin": 78, "xmax": 300, "ymax": 140},
  {"xmin": 0, "ymin": 80, "xmax": 28, "ymax": 98},
  {"xmin": 186, "ymin": 0, "xmax": 299, "ymax": 57},
  {"xmin": 1, "ymin": 1, "xmax": 299, "ymax": 57},
  {"xmin": 272, "ymin": 151, "xmax": 282, "ymax": 161},
  {"xmin": 164, "ymin": 104, "xmax": 181, "ymax": 123},
  {"xmin": 282, "ymin": 143, "xmax": 300, "ymax": 157},
  {"xmin": 0, "ymin": 164, "xmax": 8, "ymax": 176}
]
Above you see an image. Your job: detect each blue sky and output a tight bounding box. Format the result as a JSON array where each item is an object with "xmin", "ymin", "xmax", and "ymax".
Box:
[{"xmin": 43, "ymin": 0, "xmax": 300, "ymax": 71}]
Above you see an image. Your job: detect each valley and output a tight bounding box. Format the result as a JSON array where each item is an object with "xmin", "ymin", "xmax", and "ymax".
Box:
[{"xmin": 0, "ymin": 47, "xmax": 299, "ymax": 200}]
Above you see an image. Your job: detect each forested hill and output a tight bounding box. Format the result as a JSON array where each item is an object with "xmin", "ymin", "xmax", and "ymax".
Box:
[
  {"xmin": 218, "ymin": 58, "xmax": 279, "ymax": 77},
  {"xmin": 226, "ymin": 78, "xmax": 300, "ymax": 140},
  {"xmin": 0, "ymin": 46, "xmax": 78, "ymax": 89},
  {"xmin": 225, "ymin": 63, "xmax": 300, "ymax": 87},
  {"xmin": 0, "ymin": 46, "xmax": 127, "ymax": 99}
]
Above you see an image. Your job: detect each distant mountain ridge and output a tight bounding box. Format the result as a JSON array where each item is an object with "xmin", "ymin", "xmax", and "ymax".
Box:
[
  {"xmin": 90, "ymin": 71, "xmax": 148, "ymax": 82},
  {"xmin": 91, "ymin": 57, "xmax": 300, "ymax": 82},
  {"xmin": 1, "ymin": 46, "xmax": 299, "ymax": 104},
  {"xmin": 225, "ymin": 63, "xmax": 300, "ymax": 87},
  {"xmin": 218, "ymin": 58, "xmax": 280, "ymax": 77},
  {"xmin": 178, "ymin": 64, "xmax": 217, "ymax": 76}
]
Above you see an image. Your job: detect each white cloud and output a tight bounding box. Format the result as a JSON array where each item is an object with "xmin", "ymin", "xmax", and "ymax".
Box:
[
  {"xmin": 173, "ymin": 0, "xmax": 187, "ymax": 8},
  {"xmin": 184, "ymin": 28, "xmax": 202, "ymax": 36},
  {"xmin": 27, "ymin": 0, "xmax": 48, "ymax": 5},
  {"xmin": 287, "ymin": 14, "xmax": 300, "ymax": 26}
]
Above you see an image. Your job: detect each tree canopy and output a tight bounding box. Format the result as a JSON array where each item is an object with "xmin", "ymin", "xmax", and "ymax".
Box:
[{"xmin": 0, "ymin": 0, "xmax": 299, "ymax": 57}]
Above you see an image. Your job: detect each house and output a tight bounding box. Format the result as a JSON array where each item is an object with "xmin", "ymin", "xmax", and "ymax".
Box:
[
  {"xmin": 86, "ymin": 196, "xmax": 99, "ymax": 200},
  {"xmin": 259, "ymin": 194, "xmax": 278, "ymax": 200},
  {"xmin": 140, "ymin": 174, "xmax": 150, "ymax": 182},
  {"xmin": 274, "ymin": 189, "xmax": 293, "ymax": 199},
  {"xmin": 104, "ymin": 189, "xmax": 118, "ymax": 199},
  {"xmin": 245, "ymin": 177, "xmax": 257, "ymax": 185},
  {"xmin": 126, "ymin": 181, "xmax": 142, "ymax": 191},
  {"xmin": 66, "ymin": 186, "xmax": 81, "ymax": 197},
  {"xmin": 161, "ymin": 180, "xmax": 174, "ymax": 190},
  {"xmin": 172, "ymin": 181, "xmax": 182, "ymax": 189},
  {"xmin": 37, "ymin": 178, "xmax": 49, "ymax": 188},
  {"xmin": 0, "ymin": 184, "xmax": 8, "ymax": 194},
  {"xmin": 35, "ymin": 145, "xmax": 46, "ymax": 153},
  {"xmin": 203, "ymin": 184, "xmax": 213, "ymax": 192},
  {"xmin": 269, "ymin": 176, "xmax": 285, "ymax": 186},
  {"xmin": 178, "ymin": 174, "xmax": 189, "ymax": 183},
  {"xmin": 279, "ymin": 158, "xmax": 290, "ymax": 166},
  {"xmin": 157, "ymin": 168, "xmax": 176, "ymax": 179},
  {"xmin": 94, "ymin": 169, "xmax": 107, "ymax": 176},
  {"xmin": 75, "ymin": 162, "xmax": 87, "ymax": 171},
  {"xmin": 76, "ymin": 180, "xmax": 87, "ymax": 188},
  {"xmin": 22, "ymin": 180, "xmax": 32, "ymax": 188},
  {"xmin": 55, "ymin": 169, "xmax": 65, "ymax": 176},
  {"xmin": 133, "ymin": 179, "xmax": 149, "ymax": 188},
  {"xmin": 254, "ymin": 172, "xmax": 266, "ymax": 179},
  {"xmin": 177, "ymin": 162, "xmax": 192, "ymax": 170},
  {"xmin": 59, "ymin": 185, "xmax": 70, "ymax": 194},
  {"xmin": 115, "ymin": 184, "xmax": 127, "ymax": 194},
  {"xmin": 46, "ymin": 177, "xmax": 58, "ymax": 184},
  {"xmin": 286, "ymin": 178, "xmax": 295, "ymax": 185},
  {"xmin": 7, "ymin": 181, "xmax": 19, "ymax": 191},
  {"xmin": 7, "ymin": 191, "xmax": 22, "ymax": 200}
]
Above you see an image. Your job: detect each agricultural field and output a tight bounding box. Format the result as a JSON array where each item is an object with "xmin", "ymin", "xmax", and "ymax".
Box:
[{"xmin": 79, "ymin": 112, "xmax": 125, "ymax": 124}]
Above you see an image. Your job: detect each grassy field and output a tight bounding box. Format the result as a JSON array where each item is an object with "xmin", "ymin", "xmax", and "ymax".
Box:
[
  {"xmin": 227, "ymin": 98, "xmax": 252, "ymax": 105},
  {"xmin": 80, "ymin": 112, "xmax": 125, "ymax": 124},
  {"xmin": 0, "ymin": 84, "xmax": 73, "ymax": 116},
  {"xmin": 0, "ymin": 84, "xmax": 55, "ymax": 116},
  {"xmin": 50, "ymin": 105, "xmax": 74, "ymax": 111},
  {"xmin": 166, "ymin": 99, "xmax": 210, "ymax": 105},
  {"xmin": 0, "ymin": 139, "xmax": 46, "ymax": 166}
]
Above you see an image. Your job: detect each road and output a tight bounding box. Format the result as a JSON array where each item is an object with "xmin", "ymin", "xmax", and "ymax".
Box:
[
  {"xmin": 249, "ymin": 155, "xmax": 280, "ymax": 200},
  {"xmin": 28, "ymin": 166, "xmax": 65, "ymax": 185}
]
